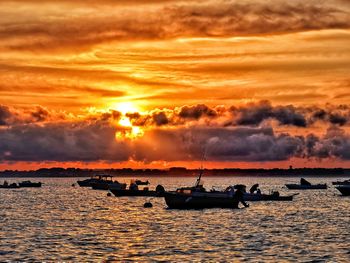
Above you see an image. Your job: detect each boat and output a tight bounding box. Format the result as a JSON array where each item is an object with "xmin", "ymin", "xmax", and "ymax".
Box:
[
  {"xmin": 0, "ymin": 182, "xmax": 20, "ymax": 189},
  {"xmin": 91, "ymin": 176, "xmax": 127, "ymax": 190},
  {"xmin": 243, "ymin": 191, "xmax": 296, "ymax": 201},
  {"xmin": 332, "ymin": 179, "xmax": 350, "ymax": 185},
  {"xmin": 135, "ymin": 179, "xmax": 150, "ymax": 185},
  {"xmin": 163, "ymin": 167, "xmax": 248, "ymax": 209},
  {"xmin": 77, "ymin": 174, "xmax": 113, "ymax": 190},
  {"xmin": 18, "ymin": 181, "xmax": 42, "ymax": 187},
  {"xmin": 336, "ymin": 185, "xmax": 350, "ymax": 196},
  {"xmin": 285, "ymin": 178, "xmax": 327, "ymax": 190},
  {"xmin": 110, "ymin": 184, "xmax": 165, "ymax": 197},
  {"xmin": 164, "ymin": 190, "xmax": 244, "ymax": 209},
  {"xmin": 77, "ymin": 175, "xmax": 106, "ymax": 187}
]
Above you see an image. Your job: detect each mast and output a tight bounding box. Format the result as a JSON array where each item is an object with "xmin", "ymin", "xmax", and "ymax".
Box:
[{"xmin": 194, "ymin": 148, "xmax": 206, "ymax": 187}]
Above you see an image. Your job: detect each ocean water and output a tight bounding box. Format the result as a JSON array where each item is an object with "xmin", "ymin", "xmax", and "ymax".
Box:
[{"xmin": 0, "ymin": 176, "xmax": 349, "ymax": 262}]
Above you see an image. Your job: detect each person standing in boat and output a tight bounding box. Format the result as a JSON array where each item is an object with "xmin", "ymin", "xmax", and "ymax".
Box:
[{"xmin": 234, "ymin": 185, "xmax": 249, "ymax": 208}]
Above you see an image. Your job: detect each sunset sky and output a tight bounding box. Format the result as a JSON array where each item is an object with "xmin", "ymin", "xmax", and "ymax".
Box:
[{"xmin": 1, "ymin": 0, "xmax": 350, "ymax": 170}]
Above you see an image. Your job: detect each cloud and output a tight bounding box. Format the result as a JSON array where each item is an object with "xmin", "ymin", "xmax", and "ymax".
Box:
[{"xmin": 0, "ymin": 0, "xmax": 349, "ymax": 52}]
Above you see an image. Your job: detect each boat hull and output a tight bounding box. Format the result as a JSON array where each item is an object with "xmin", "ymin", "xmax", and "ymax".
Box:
[
  {"xmin": 110, "ymin": 189, "xmax": 163, "ymax": 197},
  {"xmin": 91, "ymin": 182, "xmax": 126, "ymax": 190},
  {"xmin": 164, "ymin": 192, "xmax": 239, "ymax": 209},
  {"xmin": 18, "ymin": 182, "xmax": 41, "ymax": 187},
  {"xmin": 285, "ymin": 184, "xmax": 327, "ymax": 190},
  {"xmin": 336, "ymin": 186, "xmax": 350, "ymax": 196},
  {"xmin": 332, "ymin": 181, "xmax": 350, "ymax": 186},
  {"xmin": 244, "ymin": 193, "xmax": 294, "ymax": 201}
]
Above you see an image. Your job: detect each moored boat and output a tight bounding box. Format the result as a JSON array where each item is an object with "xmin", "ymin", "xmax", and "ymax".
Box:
[
  {"xmin": 18, "ymin": 181, "xmax": 42, "ymax": 187},
  {"xmin": 91, "ymin": 177, "xmax": 126, "ymax": 190},
  {"xmin": 77, "ymin": 175, "xmax": 106, "ymax": 187},
  {"xmin": 0, "ymin": 182, "xmax": 20, "ymax": 189},
  {"xmin": 336, "ymin": 185, "xmax": 350, "ymax": 196},
  {"xmin": 285, "ymin": 178, "xmax": 327, "ymax": 190},
  {"xmin": 243, "ymin": 192, "xmax": 296, "ymax": 201},
  {"xmin": 135, "ymin": 179, "xmax": 150, "ymax": 185}
]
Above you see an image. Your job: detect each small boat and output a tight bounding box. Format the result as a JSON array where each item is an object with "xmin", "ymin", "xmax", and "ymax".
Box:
[
  {"xmin": 243, "ymin": 191, "xmax": 296, "ymax": 201},
  {"xmin": 332, "ymin": 179, "xmax": 350, "ymax": 185},
  {"xmin": 285, "ymin": 178, "xmax": 327, "ymax": 190},
  {"xmin": 135, "ymin": 179, "xmax": 150, "ymax": 185},
  {"xmin": 18, "ymin": 181, "xmax": 42, "ymax": 187},
  {"xmin": 336, "ymin": 185, "xmax": 350, "ymax": 196},
  {"xmin": 0, "ymin": 182, "xmax": 20, "ymax": 189},
  {"xmin": 91, "ymin": 180, "xmax": 126, "ymax": 190},
  {"xmin": 77, "ymin": 175, "xmax": 106, "ymax": 187},
  {"xmin": 110, "ymin": 184, "xmax": 165, "ymax": 197}
]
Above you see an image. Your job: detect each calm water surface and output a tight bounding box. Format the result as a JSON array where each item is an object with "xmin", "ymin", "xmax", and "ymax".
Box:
[{"xmin": 0, "ymin": 176, "xmax": 349, "ymax": 262}]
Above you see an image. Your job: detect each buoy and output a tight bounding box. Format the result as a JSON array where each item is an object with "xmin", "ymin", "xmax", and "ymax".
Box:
[
  {"xmin": 107, "ymin": 192, "xmax": 112, "ymax": 197},
  {"xmin": 72, "ymin": 183, "xmax": 75, "ymax": 187},
  {"xmin": 143, "ymin": 202, "xmax": 153, "ymax": 208}
]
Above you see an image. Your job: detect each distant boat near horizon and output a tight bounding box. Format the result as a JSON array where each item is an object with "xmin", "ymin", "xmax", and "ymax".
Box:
[{"xmin": 285, "ymin": 178, "xmax": 327, "ymax": 190}]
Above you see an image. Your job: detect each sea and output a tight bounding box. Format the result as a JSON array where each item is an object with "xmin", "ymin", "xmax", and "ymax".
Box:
[{"xmin": 0, "ymin": 176, "xmax": 349, "ymax": 262}]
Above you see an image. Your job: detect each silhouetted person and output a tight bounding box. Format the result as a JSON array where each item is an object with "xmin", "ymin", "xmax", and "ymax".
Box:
[
  {"xmin": 234, "ymin": 185, "xmax": 249, "ymax": 208},
  {"xmin": 249, "ymin": 183, "xmax": 260, "ymax": 194}
]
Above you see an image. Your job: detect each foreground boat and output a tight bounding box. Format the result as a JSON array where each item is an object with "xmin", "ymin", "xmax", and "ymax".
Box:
[
  {"xmin": 18, "ymin": 181, "xmax": 42, "ymax": 187},
  {"xmin": 286, "ymin": 178, "xmax": 327, "ymax": 190},
  {"xmin": 336, "ymin": 185, "xmax": 350, "ymax": 196},
  {"xmin": 164, "ymin": 191, "xmax": 243, "ymax": 209}
]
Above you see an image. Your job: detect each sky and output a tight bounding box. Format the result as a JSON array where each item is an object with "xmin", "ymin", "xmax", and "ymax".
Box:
[{"xmin": 0, "ymin": 0, "xmax": 350, "ymax": 170}]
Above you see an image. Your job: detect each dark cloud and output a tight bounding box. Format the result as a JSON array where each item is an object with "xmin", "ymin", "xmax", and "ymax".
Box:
[
  {"xmin": 0, "ymin": 0, "xmax": 349, "ymax": 52},
  {"xmin": 179, "ymin": 104, "xmax": 217, "ymax": 119},
  {"xmin": 0, "ymin": 105, "xmax": 11, "ymax": 125}
]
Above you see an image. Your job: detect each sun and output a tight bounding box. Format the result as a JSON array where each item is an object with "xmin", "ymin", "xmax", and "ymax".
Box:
[
  {"xmin": 114, "ymin": 102, "xmax": 140, "ymax": 115},
  {"xmin": 112, "ymin": 102, "xmax": 144, "ymax": 140}
]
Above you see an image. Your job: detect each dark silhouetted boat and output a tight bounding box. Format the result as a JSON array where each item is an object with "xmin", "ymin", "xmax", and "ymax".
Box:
[
  {"xmin": 285, "ymin": 178, "xmax": 327, "ymax": 190},
  {"xmin": 77, "ymin": 175, "xmax": 106, "ymax": 187},
  {"xmin": 332, "ymin": 179, "xmax": 350, "ymax": 186},
  {"xmin": 243, "ymin": 191, "xmax": 296, "ymax": 201},
  {"xmin": 135, "ymin": 179, "xmax": 150, "ymax": 185},
  {"xmin": 18, "ymin": 181, "xmax": 42, "ymax": 187},
  {"xmin": 92, "ymin": 182, "xmax": 126, "ymax": 190},
  {"xmin": 163, "ymin": 168, "xmax": 248, "ymax": 209},
  {"xmin": 0, "ymin": 182, "xmax": 20, "ymax": 189},
  {"xmin": 336, "ymin": 185, "xmax": 350, "ymax": 196}
]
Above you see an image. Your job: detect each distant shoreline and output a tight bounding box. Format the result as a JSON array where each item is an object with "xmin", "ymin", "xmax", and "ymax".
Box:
[{"xmin": 1, "ymin": 167, "xmax": 350, "ymax": 178}]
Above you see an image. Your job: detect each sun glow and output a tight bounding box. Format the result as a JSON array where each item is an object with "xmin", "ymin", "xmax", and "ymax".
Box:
[
  {"xmin": 114, "ymin": 102, "xmax": 144, "ymax": 140},
  {"xmin": 114, "ymin": 102, "xmax": 141, "ymax": 115}
]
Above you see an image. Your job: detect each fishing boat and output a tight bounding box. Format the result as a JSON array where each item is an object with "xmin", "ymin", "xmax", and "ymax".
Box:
[
  {"xmin": 285, "ymin": 178, "xmax": 327, "ymax": 190},
  {"xmin": 332, "ymin": 179, "xmax": 350, "ymax": 186},
  {"xmin": 163, "ymin": 168, "xmax": 248, "ymax": 209},
  {"xmin": 18, "ymin": 181, "xmax": 42, "ymax": 187},
  {"xmin": 110, "ymin": 184, "xmax": 165, "ymax": 197},
  {"xmin": 336, "ymin": 185, "xmax": 350, "ymax": 196}
]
